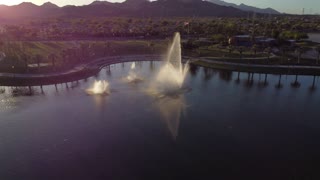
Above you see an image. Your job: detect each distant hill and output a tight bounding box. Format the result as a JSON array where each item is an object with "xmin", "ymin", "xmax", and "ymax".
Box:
[
  {"xmin": 0, "ymin": 2, "xmax": 57, "ymax": 19},
  {"xmin": 0, "ymin": 0, "xmax": 248, "ymax": 20},
  {"xmin": 137, "ymin": 0, "xmax": 246, "ymax": 17},
  {"xmin": 207, "ymin": 0, "xmax": 281, "ymax": 14},
  {"xmin": 41, "ymin": 2, "xmax": 59, "ymax": 9}
]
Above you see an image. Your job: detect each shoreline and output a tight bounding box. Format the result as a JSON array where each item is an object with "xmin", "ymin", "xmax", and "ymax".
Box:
[
  {"xmin": 192, "ymin": 58, "xmax": 320, "ymax": 76},
  {"xmin": 0, "ymin": 55, "xmax": 163, "ymax": 86},
  {"xmin": 1, "ymin": 54, "xmax": 320, "ymax": 86}
]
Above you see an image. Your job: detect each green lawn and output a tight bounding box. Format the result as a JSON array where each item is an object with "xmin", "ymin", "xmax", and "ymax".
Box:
[{"xmin": 0, "ymin": 40, "xmax": 168, "ymax": 73}]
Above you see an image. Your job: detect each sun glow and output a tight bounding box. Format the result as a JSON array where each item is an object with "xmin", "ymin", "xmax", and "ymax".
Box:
[
  {"xmin": 0, "ymin": 0, "xmax": 29, "ymax": 6},
  {"xmin": 0, "ymin": 0, "xmax": 126, "ymax": 6}
]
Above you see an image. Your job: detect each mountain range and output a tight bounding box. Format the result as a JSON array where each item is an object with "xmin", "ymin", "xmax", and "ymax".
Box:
[
  {"xmin": 0, "ymin": 0, "xmax": 280, "ymax": 20},
  {"xmin": 207, "ymin": 0, "xmax": 280, "ymax": 14}
]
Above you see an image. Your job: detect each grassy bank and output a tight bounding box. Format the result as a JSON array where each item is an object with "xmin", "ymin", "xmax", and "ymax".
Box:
[
  {"xmin": 0, "ymin": 40, "xmax": 169, "ymax": 74},
  {"xmin": 192, "ymin": 60, "xmax": 320, "ymax": 76}
]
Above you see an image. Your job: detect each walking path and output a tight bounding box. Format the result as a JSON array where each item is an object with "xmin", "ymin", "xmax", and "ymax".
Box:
[
  {"xmin": 0, "ymin": 54, "xmax": 319, "ymax": 80},
  {"xmin": 195, "ymin": 58, "xmax": 320, "ymax": 75},
  {"xmin": 199, "ymin": 58, "xmax": 320, "ymax": 70},
  {"xmin": 0, "ymin": 55, "xmax": 163, "ymax": 79}
]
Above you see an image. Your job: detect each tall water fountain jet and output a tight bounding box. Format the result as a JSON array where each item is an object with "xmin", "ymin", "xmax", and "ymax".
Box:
[
  {"xmin": 150, "ymin": 32, "xmax": 189, "ymax": 96},
  {"xmin": 149, "ymin": 33, "xmax": 189, "ymax": 139},
  {"xmin": 86, "ymin": 80, "xmax": 110, "ymax": 95}
]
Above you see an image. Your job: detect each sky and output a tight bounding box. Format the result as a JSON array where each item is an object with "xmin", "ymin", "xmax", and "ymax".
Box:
[
  {"xmin": 223, "ymin": 0, "xmax": 320, "ymax": 14},
  {"xmin": 0, "ymin": 0, "xmax": 319, "ymax": 14}
]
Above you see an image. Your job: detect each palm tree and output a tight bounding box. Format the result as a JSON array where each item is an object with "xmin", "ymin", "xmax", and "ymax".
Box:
[
  {"xmin": 264, "ymin": 47, "xmax": 272, "ymax": 61},
  {"xmin": 148, "ymin": 41, "xmax": 155, "ymax": 53},
  {"xmin": 61, "ymin": 50, "xmax": 68, "ymax": 65},
  {"xmin": 228, "ymin": 45, "xmax": 234, "ymax": 54},
  {"xmin": 36, "ymin": 54, "xmax": 42, "ymax": 71},
  {"xmin": 310, "ymin": 76, "xmax": 316, "ymax": 91},
  {"xmin": 22, "ymin": 53, "xmax": 28, "ymax": 71},
  {"xmin": 295, "ymin": 47, "xmax": 308, "ymax": 64},
  {"xmin": 275, "ymin": 75, "xmax": 283, "ymax": 89},
  {"xmin": 251, "ymin": 44, "xmax": 258, "ymax": 55},
  {"xmin": 48, "ymin": 53, "xmax": 56, "ymax": 69},
  {"xmin": 279, "ymin": 46, "xmax": 288, "ymax": 63},
  {"xmin": 237, "ymin": 47, "xmax": 245, "ymax": 59},
  {"xmin": 314, "ymin": 45, "xmax": 320, "ymax": 65},
  {"xmin": 103, "ymin": 42, "xmax": 108, "ymax": 56},
  {"xmin": 291, "ymin": 75, "xmax": 301, "ymax": 88},
  {"xmin": 295, "ymin": 47, "xmax": 302, "ymax": 64}
]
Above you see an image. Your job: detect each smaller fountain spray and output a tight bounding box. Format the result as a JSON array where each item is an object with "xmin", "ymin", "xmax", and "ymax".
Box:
[
  {"xmin": 86, "ymin": 80, "xmax": 110, "ymax": 95},
  {"xmin": 125, "ymin": 62, "xmax": 143, "ymax": 83}
]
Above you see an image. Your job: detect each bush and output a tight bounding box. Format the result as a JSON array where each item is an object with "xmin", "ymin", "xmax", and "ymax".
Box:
[
  {"xmin": 182, "ymin": 39, "xmax": 199, "ymax": 50},
  {"xmin": 210, "ymin": 34, "xmax": 225, "ymax": 43},
  {"xmin": 279, "ymin": 31, "xmax": 309, "ymax": 40}
]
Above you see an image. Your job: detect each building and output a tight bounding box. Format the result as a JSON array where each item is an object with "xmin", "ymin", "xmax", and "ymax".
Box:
[
  {"xmin": 229, "ymin": 35, "xmax": 252, "ymax": 47},
  {"xmin": 255, "ymin": 37, "xmax": 277, "ymax": 47}
]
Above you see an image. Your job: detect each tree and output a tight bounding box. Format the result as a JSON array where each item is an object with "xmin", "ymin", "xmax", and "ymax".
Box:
[
  {"xmin": 280, "ymin": 46, "xmax": 288, "ymax": 63},
  {"xmin": 148, "ymin": 41, "xmax": 155, "ymax": 53},
  {"xmin": 48, "ymin": 53, "xmax": 56, "ymax": 69},
  {"xmin": 0, "ymin": 40, "xmax": 4, "ymax": 51},
  {"xmin": 251, "ymin": 44, "xmax": 258, "ymax": 55},
  {"xmin": 314, "ymin": 45, "xmax": 320, "ymax": 65},
  {"xmin": 210, "ymin": 34, "xmax": 225, "ymax": 43},
  {"xmin": 61, "ymin": 50, "xmax": 67, "ymax": 65},
  {"xmin": 295, "ymin": 47, "xmax": 308, "ymax": 64},
  {"xmin": 264, "ymin": 47, "xmax": 272, "ymax": 61},
  {"xmin": 237, "ymin": 47, "xmax": 245, "ymax": 59},
  {"xmin": 36, "ymin": 54, "xmax": 42, "ymax": 70},
  {"xmin": 228, "ymin": 45, "xmax": 234, "ymax": 54},
  {"xmin": 21, "ymin": 53, "xmax": 28, "ymax": 70},
  {"xmin": 295, "ymin": 47, "xmax": 302, "ymax": 64}
]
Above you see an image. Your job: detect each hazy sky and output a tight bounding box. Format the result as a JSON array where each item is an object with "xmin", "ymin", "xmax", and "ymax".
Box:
[
  {"xmin": 0, "ymin": 0, "xmax": 319, "ymax": 14},
  {"xmin": 223, "ymin": 0, "xmax": 320, "ymax": 14}
]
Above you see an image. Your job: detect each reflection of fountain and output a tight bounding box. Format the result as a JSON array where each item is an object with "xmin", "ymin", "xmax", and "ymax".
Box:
[
  {"xmin": 125, "ymin": 62, "xmax": 143, "ymax": 83},
  {"xmin": 86, "ymin": 80, "xmax": 110, "ymax": 95},
  {"xmin": 149, "ymin": 32, "xmax": 189, "ymax": 96},
  {"xmin": 155, "ymin": 95, "xmax": 186, "ymax": 140}
]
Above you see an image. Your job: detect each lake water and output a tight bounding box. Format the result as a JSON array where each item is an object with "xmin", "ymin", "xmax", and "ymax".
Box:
[
  {"xmin": 308, "ymin": 33, "xmax": 320, "ymax": 43},
  {"xmin": 1, "ymin": 61, "xmax": 320, "ymax": 179}
]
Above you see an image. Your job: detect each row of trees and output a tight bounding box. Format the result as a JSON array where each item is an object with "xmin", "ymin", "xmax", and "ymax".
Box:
[
  {"xmin": 0, "ymin": 41, "xmax": 99, "ymax": 72},
  {"xmin": 1, "ymin": 16, "xmax": 319, "ymax": 41},
  {"xmin": 0, "ymin": 40, "xmax": 160, "ymax": 73}
]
